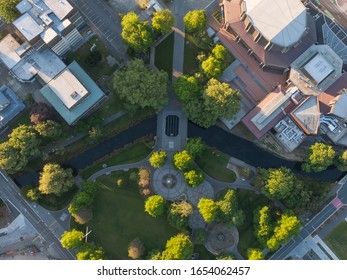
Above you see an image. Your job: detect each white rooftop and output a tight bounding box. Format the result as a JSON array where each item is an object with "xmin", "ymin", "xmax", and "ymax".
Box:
[
  {"xmin": 303, "ymin": 54, "xmax": 334, "ymax": 85},
  {"xmin": 0, "ymin": 35, "xmax": 21, "ymax": 69},
  {"xmin": 48, "ymin": 69, "xmax": 89, "ymax": 109},
  {"xmin": 40, "ymin": 27, "xmax": 58, "ymax": 43},
  {"xmin": 244, "ymin": 0, "xmax": 307, "ymax": 48},
  {"xmin": 44, "ymin": 0, "xmax": 74, "ymax": 20},
  {"xmin": 13, "ymin": 13, "xmax": 44, "ymax": 42}
]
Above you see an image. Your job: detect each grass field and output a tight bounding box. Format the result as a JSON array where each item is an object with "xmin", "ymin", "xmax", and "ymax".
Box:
[
  {"xmin": 65, "ymin": 36, "xmax": 118, "ymax": 81},
  {"xmin": 195, "ymin": 148, "xmax": 236, "ymax": 182},
  {"xmin": 155, "ymin": 33, "xmax": 175, "ymax": 78},
  {"xmin": 237, "ymin": 189, "xmax": 272, "ymax": 258},
  {"xmin": 87, "ymin": 170, "xmax": 178, "ymax": 259},
  {"xmin": 9, "ymin": 109, "xmax": 31, "ymax": 130},
  {"xmin": 183, "ymin": 38, "xmax": 202, "ymax": 75},
  {"xmin": 80, "ymin": 137, "xmax": 153, "ymax": 179},
  {"xmin": 324, "ymin": 222, "xmax": 347, "ymax": 260}
]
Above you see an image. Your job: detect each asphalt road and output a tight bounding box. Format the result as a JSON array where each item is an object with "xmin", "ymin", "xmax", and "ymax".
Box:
[
  {"xmin": 270, "ymin": 176, "xmax": 347, "ymax": 260},
  {"xmin": 310, "ymin": 0, "xmax": 347, "ymax": 30},
  {"xmin": 0, "ymin": 171, "xmax": 74, "ymax": 260},
  {"xmin": 69, "ymin": 0, "xmax": 127, "ymax": 61}
]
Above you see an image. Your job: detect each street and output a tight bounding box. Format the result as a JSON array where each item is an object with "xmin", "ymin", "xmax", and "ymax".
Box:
[{"xmin": 0, "ymin": 171, "xmax": 74, "ymax": 260}]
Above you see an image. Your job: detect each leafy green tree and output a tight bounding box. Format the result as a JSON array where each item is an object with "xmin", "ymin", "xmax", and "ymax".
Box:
[
  {"xmin": 152, "ymin": 9, "xmax": 175, "ymax": 34},
  {"xmin": 26, "ymin": 188, "xmax": 41, "ymax": 202},
  {"xmin": 167, "ymin": 201, "xmax": 193, "ymax": 230},
  {"xmin": 38, "ymin": 163, "xmax": 74, "ymax": 196},
  {"xmin": 183, "ymin": 10, "xmax": 206, "ymax": 34},
  {"xmin": 88, "ymin": 126, "xmax": 103, "ymax": 143},
  {"xmin": 216, "ymin": 253, "xmax": 235, "ymax": 260},
  {"xmin": 149, "ymin": 150, "xmax": 167, "ymax": 168},
  {"xmin": 144, "ymin": 195, "xmax": 167, "ymax": 217},
  {"xmin": 34, "ymin": 120, "xmax": 62, "ymax": 138},
  {"xmin": 336, "ymin": 150, "xmax": 347, "ymax": 171},
  {"xmin": 61, "ymin": 229, "xmax": 84, "ymax": 250},
  {"xmin": 147, "ymin": 249, "xmax": 162, "ymax": 260},
  {"xmin": 184, "ymin": 98, "xmax": 219, "ymax": 128},
  {"xmin": 216, "ymin": 189, "xmax": 244, "ymax": 226},
  {"xmin": 0, "ymin": 142, "xmax": 27, "ymax": 174},
  {"xmin": 253, "ymin": 206, "xmax": 274, "ymax": 245},
  {"xmin": 173, "ymin": 150, "xmax": 193, "ymax": 171},
  {"xmin": 198, "ymin": 198, "xmax": 218, "ymax": 223},
  {"xmin": 186, "ymin": 137, "xmax": 206, "ymax": 159},
  {"xmin": 173, "ymin": 75, "xmax": 201, "ymax": 102},
  {"xmin": 248, "ymin": 248, "xmax": 264, "ymax": 260},
  {"xmin": 113, "ymin": 59, "xmax": 168, "ymax": 111},
  {"xmin": 121, "ymin": 12, "xmax": 153, "ymax": 52},
  {"xmin": 212, "ymin": 44, "xmax": 228, "ymax": 60},
  {"xmin": 267, "ymin": 211, "xmax": 301, "ymax": 251},
  {"xmin": 8, "ymin": 125, "xmax": 40, "ymax": 158},
  {"xmin": 302, "ymin": 143, "xmax": 335, "ymax": 172},
  {"xmin": 76, "ymin": 244, "xmax": 106, "ymax": 260},
  {"xmin": 161, "ymin": 234, "xmax": 193, "ymax": 260},
  {"xmin": 203, "ymin": 78, "xmax": 241, "ymax": 120},
  {"xmin": 0, "ymin": 0, "xmax": 20, "ymax": 23},
  {"xmin": 201, "ymin": 56, "xmax": 225, "ymax": 78},
  {"xmin": 184, "ymin": 169, "xmax": 205, "ymax": 187}
]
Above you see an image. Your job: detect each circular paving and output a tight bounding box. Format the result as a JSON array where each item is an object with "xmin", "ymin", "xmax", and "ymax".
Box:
[
  {"xmin": 186, "ymin": 181, "xmax": 214, "ymax": 206},
  {"xmin": 152, "ymin": 164, "xmax": 186, "ymax": 201},
  {"xmin": 205, "ymin": 223, "xmax": 239, "ymax": 255}
]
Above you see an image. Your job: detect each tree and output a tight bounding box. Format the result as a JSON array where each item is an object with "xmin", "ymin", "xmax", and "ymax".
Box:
[
  {"xmin": 203, "ymin": 78, "xmax": 241, "ymax": 120},
  {"xmin": 113, "ymin": 59, "xmax": 168, "ymax": 111},
  {"xmin": 149, "ymin": 150, "xmax": 167, "ymax": 168},
  {"xmin": 302, "ymin": 143, "xmax": 335, "ymax": 172},
  {"xmin": 216, "ymin": 189, "xmax": 245, "ymax": 226},
  {"xmin": 8, "ymin": 125, "xmax": 41, "ymax": 158},
  {"xmin": 0, "ymin": 0, "xmax": 20, "ymax": 23},
  {"xmin": 184, "ymin": 169, "xmax": 205, "ymax": 187},
  {"xmin": 147, "ymin": 249, "xmax": 162, "ymax": 260},
  {"xmin": 30, "ymin": 102, "xmax": 56, "ymax": 124},
  {"xmin": 198, "ymin": 198, "xmax": 218, "ymax": 223},
  {"xmin": 253, "ymin": 206, "xmax": 274, "ymax": 245},
  {"xmin": 0, "ymin": 142, "xmax": 27, "ymax": 174},
  {"xmin": 61, "ymin": 229, "xmax": 84, "ymax": 250},
  {"xmin": 152, "ymin": 9, "xmax": 175, "ymax": 34},
  {"xmin": 212, "ymin": 44, "xmax": 228, "ymax": 60},
  {"xmin": 184, "ymin": 97, "xmax": 219, "ymax": 128},
  {"xmin": 26, "ymin": 188, "xmax": 41, "ymax": 202},
  {"xmin": 68, "ymin": 181, "xmax": 98, "ymax": 215},
  {"xmin": 336, "ymin": 150, "xmax": 347, "ymax": 171},
  {"xmin": 183, "ymin": 10, "xmax": 206, "ymax": 34},
  {"xmin": 173, "ymin": 150, "xmax": 193, "ymax": 171},
  {"xmin": 88, "ymin": 126, "xmax": 103, "ymax": 143},
  {"xmin": 161, "ymin": 234, "xmax": 193, "ymax": 260},
  {"xmin": 34, "ymin": 120, "xmax": 62, "ymax": 138},
  {"xmin": 38, "ymin": 163, "xmax": 74, "ymax": 196},
  {"xmin": 201, "ymin": 56, "xmax": 225, "ymax": 78},
  {"xmin": 248, "ymin": 248, "xmax": 264, "ymax": 260},
  {"xmin": 216, "ymin": 253, "xmax": 235, "ymax": 260},
  {"xmin": 121, "ymin": 12, "xmax": 153, "ymax": 52},
  {"xmin": 84, "ymin": 50, "xmax": 102, "ymax": 67},
  {"xmin": 167, "ymin": 201, "xmax": 193, "ymax": 230},
  {"xmin": 267, "ymin": 211, "xmax": 301, "ymax": 251},
  {"xmin": 76, "ymin": 244, "xmax": 106, "ymax": 260},
  {"xmin": 144, "ymin": 195, "xmax": 167, "ymax": 217},
  {"xmin": 138, "ymin": 167, "xmax": 151, "ymax": 188},
  {"xmin": 173, "ymin": 75, "xmax": 201, "ymax": 102},
  {"xmin": 128, "ymin": 238, "xmax": 145, "ymax": 259},
  {"xmin": 186, "ymin": 137, "xmax": 206, "ymax": 159}
]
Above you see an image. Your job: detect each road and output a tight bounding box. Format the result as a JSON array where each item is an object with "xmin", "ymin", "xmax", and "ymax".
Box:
[
  {"xmin": 310, "ymin": 0, "xmax": 347, "ymax": 30},
  {"xmin": 270, "ymin": 175, "xmax": 347, "ymax": 260},
  {"xmin": 69, "ymin": 0, "xmax": 127, "ymax": 61},
  {"xmin": 0, "ymin": 171, "xmax": 74, "ymax": 260}
]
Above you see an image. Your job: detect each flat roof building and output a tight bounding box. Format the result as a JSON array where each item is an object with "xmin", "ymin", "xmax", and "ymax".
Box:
[
  {"xmin": 0, "ymin": 35, "xmax": 22, "ymax": 69},
  {"xmin": 44, "ymin": 0, "xmax": 74, "ymax": 20},
  {"xmin": 40, "ymin": 61, "xmax": 106, "ymax": 125},
  {"xmin": 13, "ymin": 13, "xmax": 44, "ymax": 43}
]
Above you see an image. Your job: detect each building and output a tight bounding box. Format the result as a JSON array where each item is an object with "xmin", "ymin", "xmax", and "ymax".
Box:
[
  {"xmin": 222, "ymin": 0, "xmax": 316, "ymax": 73},
  {"xmin": 0, "ymin": 86, "xmax": 26, "ymax": 129},
  {"xmin": 13, "ymin": 0, "xmax": 84, "ymax": 56},
  {"xmin": 40, "ymin": 61, "xmax": 106, "ymax": 125}
]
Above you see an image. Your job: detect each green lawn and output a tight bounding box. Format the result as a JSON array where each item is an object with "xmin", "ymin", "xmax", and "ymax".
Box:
[
  {"xmin": 195, "ymin": 148, "xmax": 236, "ymax": 182},
  {"xmin": 80, "ymin": 137, "xmax": 153, "ymax": 179},
  {"xmin": 194, "ymin": 245, "xmax": 216, "ymax": 260},
  {"xmin": 65, "ymin": 36, "xmax": 118, "ymax": 81},
  {"xmin": 324, "ymin": 222, "xmax": 347, "ymax": 260},
  {"xmin": 9, "ymin": 109, "xmax": 31, "ymax": 130},
  {"xmin": 95, "ymin": 93, "xmax": 123, "ymax": 119},
  {"xmin": 155, "ymin": 32, "xmax": 175, "ymax": 78},
  {"xmin": 85, "ymin": 170, "xmax": 178, "ymax": 259},
  {"xmin": 183, "ymin": 38, "xmax": 202, "ymax": 75},
  {"xmin": 237, "ymin": 189, "xmax": 272, "ymax": 258}
]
